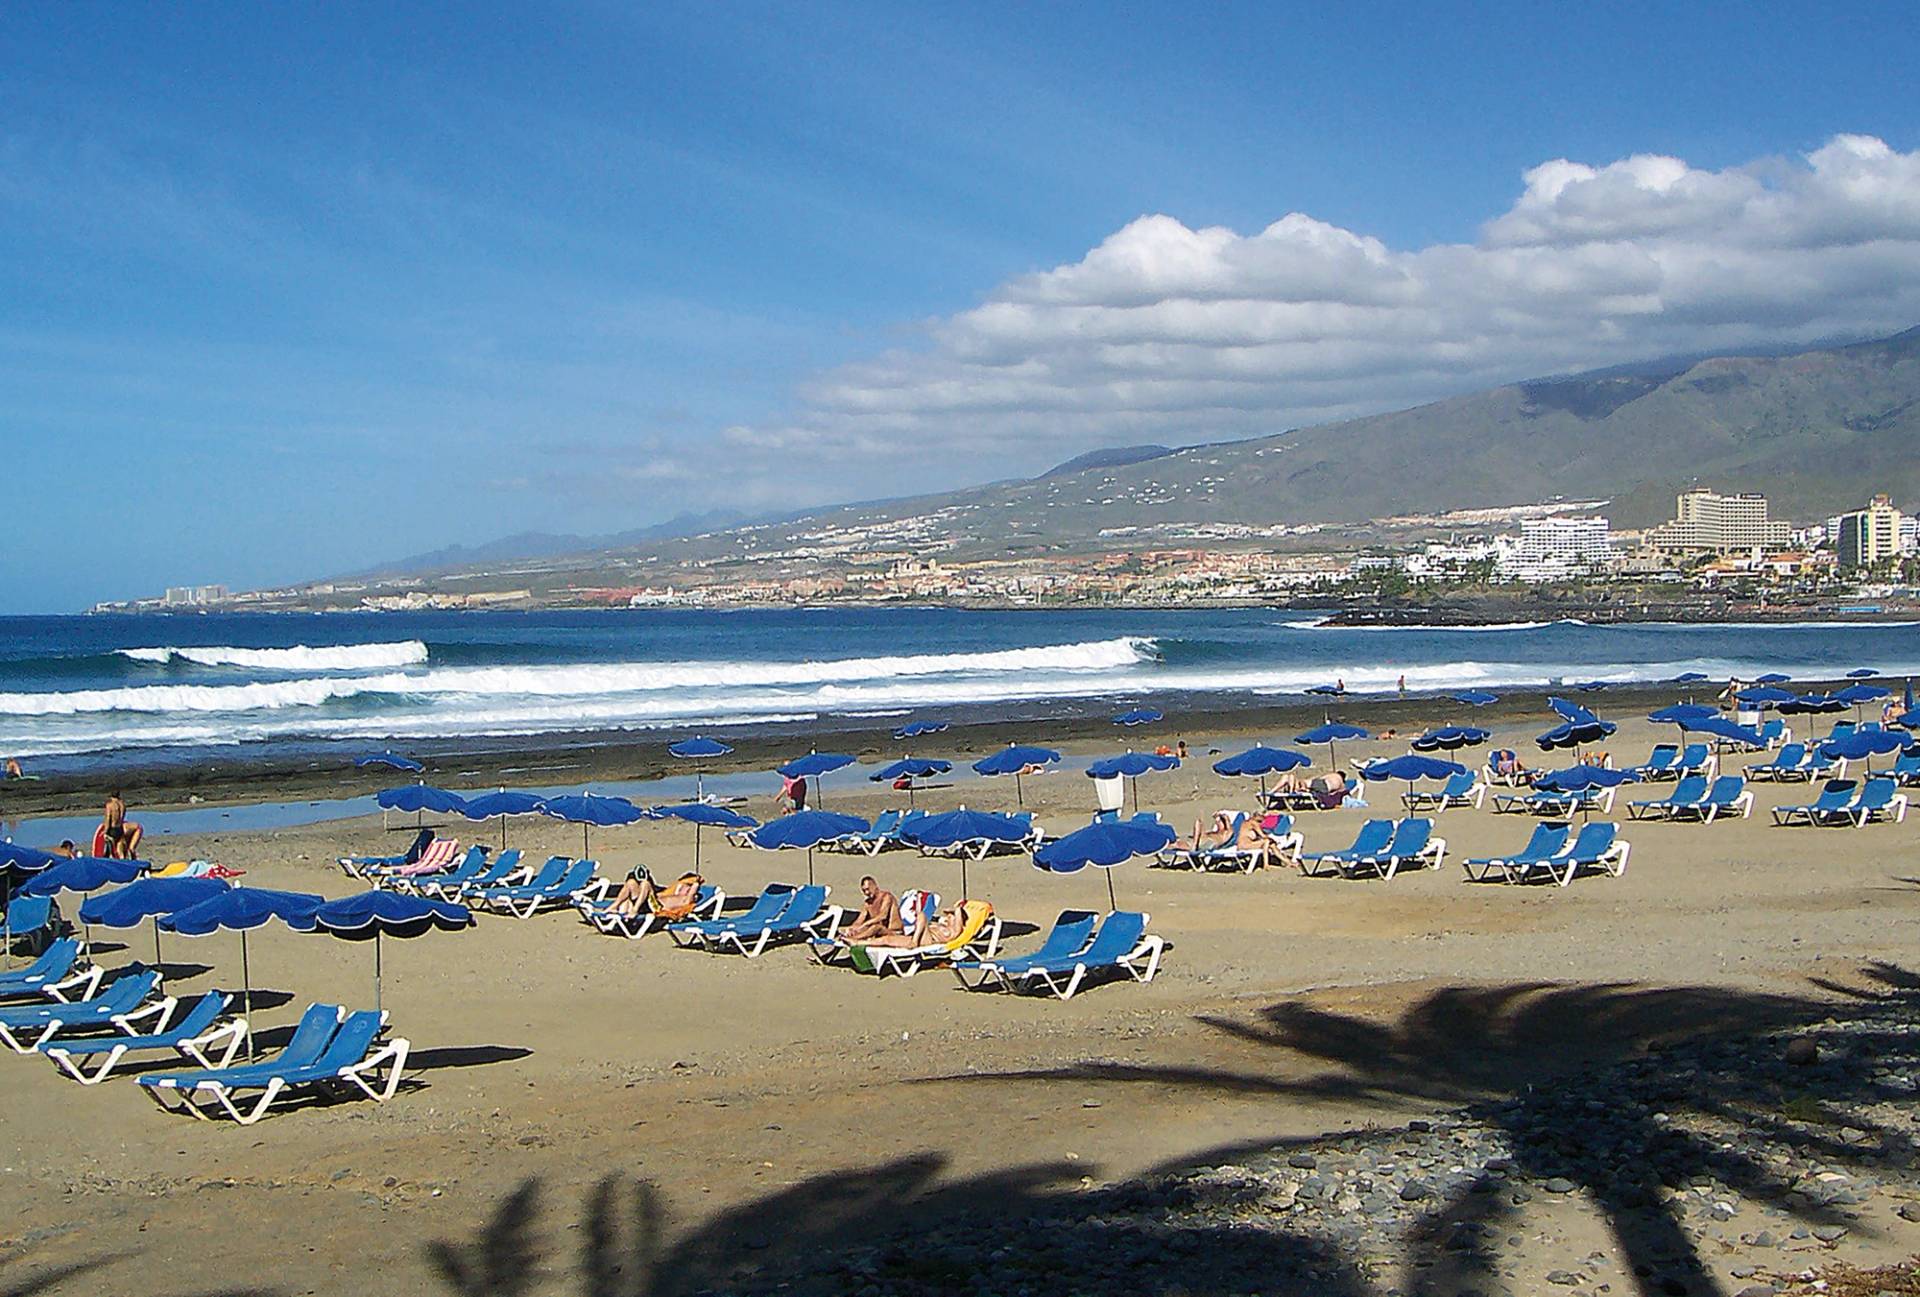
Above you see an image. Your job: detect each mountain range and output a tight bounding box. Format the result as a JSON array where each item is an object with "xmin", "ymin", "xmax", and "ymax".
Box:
[{"xmin": 348, "ymin": 327, "xmax": 1920, "ymax": 583}]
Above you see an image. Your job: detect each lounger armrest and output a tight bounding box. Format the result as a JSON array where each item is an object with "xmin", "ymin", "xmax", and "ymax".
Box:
[
  {"xmin": 971, "ymin": 917, "xmax": 1004, "ymax": 960},
  {"xmin": 182, "ymin": 1018, "xmax": 249, "ymax": 1070},
  {"xmin": 43, "ymin": 965, "xmax": 104, "ymax": 1005},
  {"xmin": 116, "ymin": 995, "xmax": 178, "ymax": 1035},
  {"xmin": 1124, "ymin": 934, "xmax": 1166, "ymax": 983},
  {"xmin": 804, "ymin": 906, "xmax": 845, "ymax": 942},
  {"xmin": 1426, "ymin": 837, "xmax": 1447, "ymax": 870},
  {"xmin": 574, "ymin": 877, "xmax": 614, "ymax": 904},
  {"xmin": 340, "ymin": 1036, "xmax": 411, "ymax": 1103}
]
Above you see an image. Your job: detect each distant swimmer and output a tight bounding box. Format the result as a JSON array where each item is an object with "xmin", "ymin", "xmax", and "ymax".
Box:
[{"xmin": 4, "ymin": 757, "xmax": 19, "ymax": 779}]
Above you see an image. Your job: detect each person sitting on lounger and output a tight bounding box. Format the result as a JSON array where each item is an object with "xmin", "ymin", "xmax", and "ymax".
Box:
[
  {"xmin": 862, "ymin": 900, "xmax": 968, "ymax": 949},
  {"xmin": 1309, "ymin": 771, "xmax": 1350, "ymax": 809},
  {"xmin": 1492, "ymin": 750, "xmax": 1533, "ymax": 785},
  {"xmin": 840, "ymin": 875, "xmax": 902, "ymax": 942},
  {"xmin": 1171, "ymin": 811, "xmax": 1236, "ymax": 853},
  {"xmin": 605, "ymin": 864, "xmax": 703, "ymax": 919}
]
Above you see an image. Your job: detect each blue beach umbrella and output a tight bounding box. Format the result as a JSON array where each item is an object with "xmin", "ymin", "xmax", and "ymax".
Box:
[
  {"xmin": 17, "ymin": 856, "xmax": 145, "ymax": 899},
  {"xmin": 893, "ymin": 720, "xmax": 949, "ymax": 740},
  {"xmin": 1537, "ymin": 697, "xmax": 1615, "ymax": 755},
  {"xmin": 1735, "ymin": 685, "xmax": 1798, "ymax": 708},
  {"xmin": 1411, "ymin": 725, "xmax": 1492, "ymax": 754},
  {"xmin": 1533, "ymin": 763, "xmax": 1639, "ymax": 817},
  {"xmin": 1295, "ymin": 721, "xmax": 1369, "ymax": 769},
  {"xmin": 1780, "ymin": 692, "xmax": 1846, "ymax": 716},
  {"xmin": 1847, "ymin": 668, "xmax": 1880, "ymax": 678},
  {"xmin": 1833, "ymin": 682, "xmax": 1892, "ymax": 724},
  {"xmin": 1819, "ymin": 728, "xmax": 1907, "ymax": 771},
  {"xmin": 1451, "ymin": 690, "xmax": 1500, "ymax": 707},
  {"xmin": 542, "ymin": 792, "xmax": 650, "ymax": 857},
  {"xmin": 1305, "ymin": 683, "xmax": 1345, "ymax": 697},
  {"xmin": 374, "ymin": 784, "xmax": 467, "ymax": 831},
  {"xmin": 0, "ymin": 841, "xmax": 64, "ymax": 874},
  {"xmin": 1113, "ymin": 708, "xmax": 1163, "ymax": 727},
  {"xmin": 870, "ymin": 758, "xmax": 953, "ymax": 808},
  {"xmin": 1360, "ymin": 753, "xmax": 1467, "ymax": 786},
  {"xmin": 355, "ymin": 752, "xmax": 424, "ymax": 773},
  {"xmin": 80, "ymin": 876, "xmax": 230, "ymax": 973},
  {"xmin": 1575, "ymin": 681, "xmax": 1611, "ymax": 692},
  {"xmin": 901, "ymin": 807, "xmax": 1033, "ymax": 894},
  {"xmin": 311, "ymin": 890, "xmax": 472, "ymax": 1013},
  {"xmin": 161, "ymin": 887, "xmax": 324, "ymax": 1056},
  {"xmin": 1648, "ymin": 703, "xmax": 1719, "ymax": 726},
  {"xmin": 1033, "ymin": 817, "xmax": 1176, "ymax": 909},
  {"xmin": 744, "ymin": 809, "xmax": 870, "ymax": 885},
  {"xmin": 375, "ymin": 785, "xmax": 467, "ymax": 815},
  {"xmin": 778, "ymin": 752, "xmax": 857, "ymax": 807},
  {"xmin": 654, "ymin": 802, "xmax": 758, "ymax": 871},
  {"xmin": 1359, "ymin": 753, "xmax": 1468, "ymax": 801},
  {"xmin": 669, "ymin": 736, "xmax": 733, "ymax": 798},
  {"xmin": 1086, "ymin": 751, "xmax": 1180, "ymax": 815},
  {"xmin": 1755, "ymin": 672, "xmax": 1792, "ymax": 684},
  {"xmin": 461, "ymin": 790, "xmax": 549, "ymax": 849},
  {"xmin": 1679, "ymin": 715, "xmax": 1766, "ymax": 748},
  {"xmin": 1213, "ymin": 745, "xmax": 1310, "ymax": 796},
  {"xmin": 972, "ymin": 744, "xmax": 1064, "ymax": 807},
  {"xmin": 1669, "ymin": 672, "xmax": 1711, "ymax": 685}
]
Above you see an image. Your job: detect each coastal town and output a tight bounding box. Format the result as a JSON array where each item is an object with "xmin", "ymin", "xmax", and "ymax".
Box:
[{"xmin": 99, "ymin": 487, "xmax": 1920, "ymax": 618}]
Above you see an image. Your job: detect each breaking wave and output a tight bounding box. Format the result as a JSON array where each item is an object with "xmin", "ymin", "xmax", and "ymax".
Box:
[{"xmin": 118, "ymin": 641, "xmax": 430, "ymax": 671}]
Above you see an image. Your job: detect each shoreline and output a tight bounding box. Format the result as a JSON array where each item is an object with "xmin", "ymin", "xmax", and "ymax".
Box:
[{"xmin": 0, "ymin": 673, "xmax": 1865, "ymax": 822}]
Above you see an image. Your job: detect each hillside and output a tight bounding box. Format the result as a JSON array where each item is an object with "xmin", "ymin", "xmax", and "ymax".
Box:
[
  {"xmin": 343, "ymin": 327, "xmax": 1920, "ymax": 588},
  {"xmin": 651, "ymin": 327, "xmax": 1920, "ymax": 556}
]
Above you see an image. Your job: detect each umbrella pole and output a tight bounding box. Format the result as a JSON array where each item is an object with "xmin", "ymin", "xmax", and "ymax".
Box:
[
  {"xmin": 960, "ymin": 855, "xmax": 968, "ymax": 899},
  {"xmin": 500, "ymin": 819, "xmax": 507, "ymax": 851},
  {"xmin": 242, "ymin": 929, "xmax": 254, "ymax": 1061},
  {"xmin": 1105, "ymin": 868, "xmax": 1117, "ymax": 912},
  {"xmin": 153, "ymin": 917, "xmax": 164, "ymax": 977},
  {"xmin": 807, "ymin": 846, "xmax": 815, "ymax": 887},
  {"xmin": 583, "ymin": 824, "xmax": 590, "ymax": 860},
  {"xmin": 1015, "ymin": 773, "xmax": 1024, "ymax": 808},
  {"xmin": 375, "ymin": 931, "xmax": 383, "ymax": 1016},
  {"xmin": 1131, "ymin": 779, "xmax": 1139, "ymax": 816},
  {"xmin": 693, "ymin": 823, "xmax": 702, "ymax": 873}
]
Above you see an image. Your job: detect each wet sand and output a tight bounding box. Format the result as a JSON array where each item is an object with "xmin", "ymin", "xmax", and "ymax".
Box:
[{"xmin": 2, "ymin": 705, "xmax": 1917, "ymax": 1294}]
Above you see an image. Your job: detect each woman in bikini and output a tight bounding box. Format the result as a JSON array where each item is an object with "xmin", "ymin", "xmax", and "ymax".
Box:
[{"xmin": 606, "ymin": 865, "xmax": 703, "ymax": 919}]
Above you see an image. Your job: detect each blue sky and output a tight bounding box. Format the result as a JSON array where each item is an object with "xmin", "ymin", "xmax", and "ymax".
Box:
[{"xmin": 4, "ymin": 3, "xmax": 1919, "ymax": 612}]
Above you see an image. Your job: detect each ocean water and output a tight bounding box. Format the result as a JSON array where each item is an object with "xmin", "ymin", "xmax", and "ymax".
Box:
[{"xmin": 0, "ymin": 608, "xmax": 1914, "ymax": 771}]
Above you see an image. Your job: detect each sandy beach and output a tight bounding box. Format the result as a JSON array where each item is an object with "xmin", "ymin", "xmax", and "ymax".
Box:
[{"xmin": 3, "ymin": 703, "xmax": 1918, "ymax": 1295}]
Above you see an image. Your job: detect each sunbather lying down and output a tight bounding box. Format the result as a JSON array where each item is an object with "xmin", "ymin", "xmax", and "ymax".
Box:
[
  {"xmin": 860, "ymin": 901, "xmax": 971, "ymax": 949},
  {"xmin": 606, "ymin": 867, "xmax": 703, "ymax": 919},
  {"xmin": 1173, "ymin": 811, "xmax": 1273, "ymax": 854}
]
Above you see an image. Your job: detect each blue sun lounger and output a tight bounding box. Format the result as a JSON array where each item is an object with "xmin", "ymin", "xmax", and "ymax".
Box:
[
  {"xmin": 1668, "ymin": 775, "xmax": 1752, "ymax": 822},
  {"xmin": 338, "ymin": 828, "xmax": 434, "ymax": 876},
  {"xmin": 1632, "ymin": 744, "xmax": 1680, "ymax": 780},
  {"xmin": 1404, "ymin": 770, "xmax": 1484, "ymax": 812},
  {"xmin": 578, "ymin": 884, "xmax": 725, "ymax": 938},
  {"xmin": 1338, "ymin": 818, "xmax": 1445, "ymax": 881},
  {"xmin": 958, "ymin": 910, "xmax": 1163, "ymax": 1000},
  {"xmin": 45, "ymin": 991, "xmax": 246, "ymax": 1084},
  {"xmin": 0, "ymin": 967, "xmax": 166, "ymax": 1054},
  {"xmin": 1772, "ymin": 779, "xmax": 1859, "ymax": 827},
  {"xmin": 1298, "ymin": 818, "xmax": 1395, "ymax": 876},
  {"xmin": 703, "ymin": 885, "xmax": 837, "ymax": 958},
  {"xmin": 139, "ymin": 1005, "xmax": 408, "ymax": 1125},
  {"xmin": 411, "ymin": 847, "xmax": 518, "ymax": 898},
  {"xmin": 1892, "ymin": 751, "xmax": 1920, "ymax": 788},
  {"xmin": 1491, "ymin": 784, "xmax": 1612, "ymax": 815},
  {"xmin": 1673, "ymin": 744, "xmax": 1716, "ymax": 780},
  {"xmin": 667, "ymin": 884, "xmax": 797, "ymax": 949},
  {"xmin": 1749, "ymin": 743, "xmax": 1811, "ymax": 782},
  {"xmin": 1463, "ymin": 822, "xmax": 1572, "ymax": 883},
  {"xmin": 1850, "ymin": 776, "xmax": 1909, "ymax": 825},
  {"xmin": 1506, "ymin": 822, "xmax": 1629, "ymax": 887},
  {"xmin": 460, "ymin": 853, "xmax": 565, "ymax": 906},
  {"xmin": 476, "ymin": 858, "xmax": 599, "ymax": 917},
  {"xmin": 951, "ymin": 910, "xmax": 1098, "ymax": 990},
  {"xmin": 1627, "ymin": 774, "xmax": 1709, "ymax": 820},
  {"xmin": 0, "ymin": 938, "xmax": 98, "ymax": 1005},
  {"xmin": 1, "ymin": 894, "xmax": 55, "ymax": 949}
]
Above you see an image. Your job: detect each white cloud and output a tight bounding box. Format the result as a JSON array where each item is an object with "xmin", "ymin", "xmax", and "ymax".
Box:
[{"xmin": 764, "ymin": 135, "xmax": 1920, "ymax": 480}]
